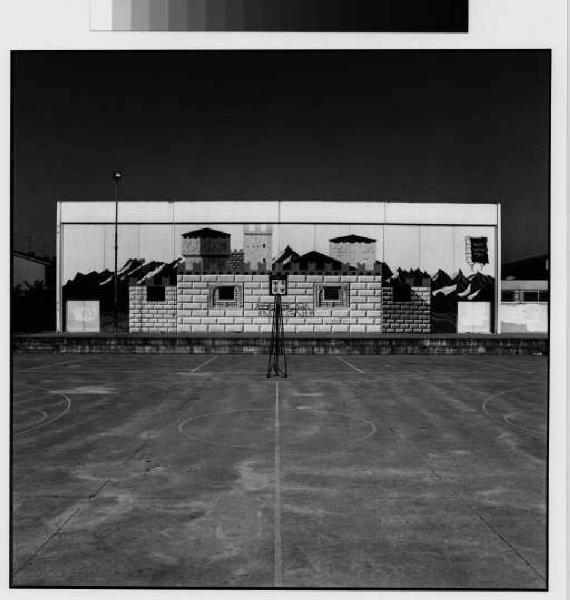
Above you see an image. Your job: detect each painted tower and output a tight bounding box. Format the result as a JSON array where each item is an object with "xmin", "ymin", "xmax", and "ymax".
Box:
[
  {"xmin": 181, "ymin": 227, "xmax": 231, "ymax": 272},
  {"xmin": 329, "ymin": 234, "xmax": 377, "ymax": 270},
  {"xmin": 243, "ymin": 224, "xmax": 273, "ymax": 271}
]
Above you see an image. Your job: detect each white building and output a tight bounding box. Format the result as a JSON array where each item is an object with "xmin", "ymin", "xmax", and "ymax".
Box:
[{"xmin": 56, "ymin": 200, "xmax": 502, "ymax": 334}]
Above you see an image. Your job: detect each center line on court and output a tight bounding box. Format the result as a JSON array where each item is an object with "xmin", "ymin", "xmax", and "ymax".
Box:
[
  {"xmin": 274, "ymin": 380, "xmax": 283, "ymax": 588},
  {"xmin": 190, "ymin": 356, "xmax": 217, "ymax": 373},
  {"xmin": 336, "ymin": 356, "xmax": 365, "ymax": 374}
]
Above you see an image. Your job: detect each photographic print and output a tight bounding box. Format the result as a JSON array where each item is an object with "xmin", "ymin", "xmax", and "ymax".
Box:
[{"xmin": 11, "ymin": 50, "xmax": 549, "ymax": 589}]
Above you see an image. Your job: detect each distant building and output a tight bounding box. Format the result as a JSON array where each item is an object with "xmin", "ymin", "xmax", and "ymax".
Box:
[
  {"xmin": 500, "ymin": 255, "xmax": 548, "ymax": 333},
  {"xmin": 329, "ymin": 234, "xmax": 376, "ymax": 270},
  {"xmin": 181, "ymin": 227, "xmax": 231, "ymax": 272},
  {"xmin": 244, "ymin": 225, "xmax": 272, "ymax": 270},
  {"xmin": 12, "ymin": 251, "xmax": 52, "ymax": 288}
]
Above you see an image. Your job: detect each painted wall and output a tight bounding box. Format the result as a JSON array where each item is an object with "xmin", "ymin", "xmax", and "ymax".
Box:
[
  {"xmin": 381, "ymin": 287, "xmax": 431, "ymax": 334},
  {"xmin": 243, "ymin": 225, "xmax": 273, "ymax": 268},
  {"xmin": 61, "ymin": 223, "xmax": 496, "ymax": 283},
  {"xmin": 329, "ymin": 240, "xmax": 376, "ymax": 270},
  {"xmin": 128, "ymin": 273, "xmax": 431, "ymax": 334},
  {"xmin": 129, "ymin": 285, "xmax": 177, "ymax": 333}
]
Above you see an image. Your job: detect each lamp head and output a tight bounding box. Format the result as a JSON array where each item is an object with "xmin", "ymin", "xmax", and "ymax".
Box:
[{"xmin": 112, "ymin": 170, "xmax": 123, "ymax": 181}]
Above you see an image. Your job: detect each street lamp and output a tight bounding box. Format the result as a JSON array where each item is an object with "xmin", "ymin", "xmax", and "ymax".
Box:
[{"xmin": 112, "ymin": 170, "xmax": 122, "ymax": 333}]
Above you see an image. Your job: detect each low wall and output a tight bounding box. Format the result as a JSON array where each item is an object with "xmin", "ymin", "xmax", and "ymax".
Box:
[{"xmin": 12, "ymin": 333, "xmax": 548, "ymax": 355}]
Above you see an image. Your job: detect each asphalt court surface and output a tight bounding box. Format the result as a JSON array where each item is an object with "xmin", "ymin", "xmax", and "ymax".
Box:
[{"xmin": 12, "ymin": 353, "xmax": 547, "ymax": 588}]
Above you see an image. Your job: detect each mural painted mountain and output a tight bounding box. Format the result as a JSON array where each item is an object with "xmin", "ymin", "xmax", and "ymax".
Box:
[
  {"xmin": 62, "ymin": 258, "xmax": 182, "ymax": 331},
  {"xmin": 431, "ymin": 269, "xmax": 496, "ymax": 333},
  {"xmin": 63, "ymin": 256, "xmax": 494, "ymax": 334}
]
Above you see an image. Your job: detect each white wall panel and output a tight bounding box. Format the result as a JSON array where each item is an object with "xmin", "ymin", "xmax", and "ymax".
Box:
[
  {"xmin": 280, "ymin": 202, "xmax": 385, "ymax": 224},
  {"xmin": 139, "ymin": 225, "xmax": 176, "ymax": 263},
  {"xmin": 384, "ymin": 226, "xmax": 421, "ymax": 271},
  {"xmin": 63, "ymin": 224, "xmax": 106, "ymax": 283},
  {"xmin": 500, "ymin": 304, "xmax": 548, "ymax": 333},
  {"xmin": 386, "ymin": 203, "xmax": 498, "ymax": 226},
  {"xmin": 173, "ymin": 201, "xmax": 278, "ymax": 223},
  {"xmin": 457, "ymin": 302, "xmax": 492, "ymax": 333},
  {"xmin": 418, "ymin": 226, "xmax": 455, "ymax": 274},
  {"xmin": 60, "ymin": 201, "xmax": 500, "ymax": 227}
]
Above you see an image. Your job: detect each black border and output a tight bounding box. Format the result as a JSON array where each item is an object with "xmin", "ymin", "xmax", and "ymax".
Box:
[{"xmin": 10, "ymin": 49, "xmax": 551, "ymax": 591}]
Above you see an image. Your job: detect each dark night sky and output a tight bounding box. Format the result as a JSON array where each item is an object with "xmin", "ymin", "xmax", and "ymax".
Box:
[{"xmin": 12, "ymin": 50, "xmax": 550, "ymax": 263}]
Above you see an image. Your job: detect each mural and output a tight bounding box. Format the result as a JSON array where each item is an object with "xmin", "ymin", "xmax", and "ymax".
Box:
[{"xmin": 62, "ymin": 224, "xmax": 495, "ymax": 334}]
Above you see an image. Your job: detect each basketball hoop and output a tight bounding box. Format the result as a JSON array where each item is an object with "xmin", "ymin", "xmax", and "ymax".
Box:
[{"xmin": 267, "ymin": 275, "xmax": 287, "ymax": 378}]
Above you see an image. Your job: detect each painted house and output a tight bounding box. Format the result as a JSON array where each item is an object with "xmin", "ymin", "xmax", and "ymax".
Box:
[{"xmin": 329, "ymin": 234, "xmax": 377, "ymax": 271}]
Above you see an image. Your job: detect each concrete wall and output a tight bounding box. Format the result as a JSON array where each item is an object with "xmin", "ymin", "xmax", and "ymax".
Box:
[
  {"xmin": 129, "ymin": 285, "xmax": 177, "ymax": 333},
  {"xmin": 381, "ymin": 286, "xmax": 431, "ymax": 334},
  {"xmin": 14, "ymin": 333, "xmax": 548, "ymax": 355},
  {"xmin": 500, "ymin": 303, "xmax": 548, "ymax": 333}
]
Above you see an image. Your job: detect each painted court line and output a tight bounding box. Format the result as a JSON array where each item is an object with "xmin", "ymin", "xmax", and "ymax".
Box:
[
  {"xmin": 274, "ymin": 381, "xmax": 282, "ymax": 587},
  {"xmin": 336, "ymin": 356, "xmax": 365, "ymax": 374},
  {"xmin": 190, "ymin": 356, "xmax": 217, "ymax": 373},
  {"xmin": 14, "ymin": 393, "xmax": 72, "ymax": 437},
  {"xmin": 458, "ymin": 355, "xmax": 537, "ymax": 375}
]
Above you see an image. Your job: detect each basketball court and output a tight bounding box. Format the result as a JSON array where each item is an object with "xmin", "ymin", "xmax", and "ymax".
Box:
[{"xmin": 11, "ymin": 353, "xmax": 547, "ymax": 588}]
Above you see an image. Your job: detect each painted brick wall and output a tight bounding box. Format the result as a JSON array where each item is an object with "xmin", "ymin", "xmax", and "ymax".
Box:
[
  {"xmin": 281, "ymin": 274, "xmax": 382, "ymax": 334},
  {"xmin": 381, "ymin": 286, "xmax": 431, "ymax": 333},
  {"xmin": 175, "ymin": 274, "xmax": 384, "ymax": 334},
  {"xmin": 128, "ymin": 275, "xmax": 430, "ymax": 334},
  {"xmin": 129, "ymin": 285, "xmax": 177, "ymax": 333}
]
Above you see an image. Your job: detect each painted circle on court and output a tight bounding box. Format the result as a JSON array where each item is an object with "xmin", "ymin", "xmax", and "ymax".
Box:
[
  {"xmin": 13, "ymin": 393, "xmax": 71, "ymax": 436},
  {"xmin": 178, "ymin": 408, "xmax": 376, "ymax": 449},
  {"xmin": 482, "ymin": 385, "xmax": 545, "ymax": 441}
]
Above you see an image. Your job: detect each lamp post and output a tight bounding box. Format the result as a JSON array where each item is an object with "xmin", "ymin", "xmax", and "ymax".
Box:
[{"xmin": 112, "ymin": 170, "xmax": 122, "ymax": 333}]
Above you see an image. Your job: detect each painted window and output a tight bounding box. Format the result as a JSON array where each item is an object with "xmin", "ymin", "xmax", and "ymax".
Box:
[
  {"xmin": 501, "ymin": 290, "xmax": 517, "ymax": 303},
  {"xmin": 501, "ymin": 289, "xmax": 548, "ymax": 303},
  {"xmin": 392, "ymin": 281, "xmax": 412, "ymax": 303},
  {"xmin": 217, "ymin": 286, "xmax": 235, "ymax": 301},
  {"xmin": 147, "ymin": 285, "xmax": 166, "ymax": 302},
  {"xmin": 209, "ymin": 283, "xmax": 244, "ymax": 309},
  {"xmin": 315, "ymin": 283, "xmax": 350, "ymax": 307}
]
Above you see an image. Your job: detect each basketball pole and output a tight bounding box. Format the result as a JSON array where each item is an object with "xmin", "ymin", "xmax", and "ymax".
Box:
[{"xmin": 267, "ymin": 294, "xmax": 287, "ymax": 378}]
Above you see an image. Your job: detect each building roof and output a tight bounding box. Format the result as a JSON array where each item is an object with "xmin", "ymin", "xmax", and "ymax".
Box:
[
  {"xmin": 13, "ymin": 250, "xmax": 52, "ymax": 266},
  {"xmin": 281, "ymin": 250, "xmax": 350, "ymax": 272},
  {"xmin": 273, "ymin": 245, "xmax": 300, "ymax": 266},
  {"xmin": 329, "ymin": 234, "xmax": 376, "ymax": 244},
  {"xmin": 181, "ymin": 227, "xmax": 230, "ymax": 239}
]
